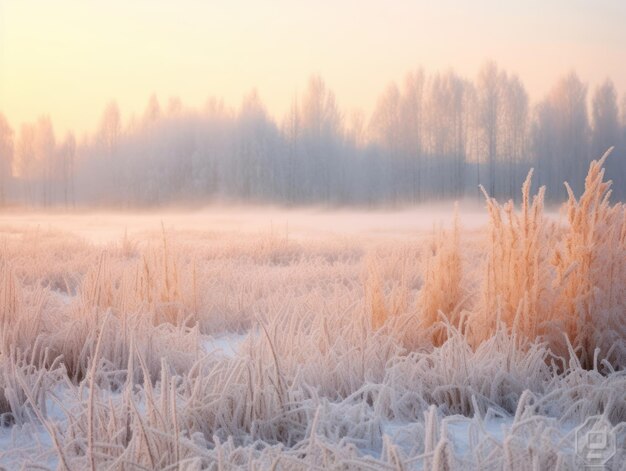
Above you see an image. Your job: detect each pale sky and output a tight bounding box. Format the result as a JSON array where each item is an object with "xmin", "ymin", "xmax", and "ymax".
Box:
[{"xmin": 1, "ymin": 0, "xmax": 625, "ymax": 135}]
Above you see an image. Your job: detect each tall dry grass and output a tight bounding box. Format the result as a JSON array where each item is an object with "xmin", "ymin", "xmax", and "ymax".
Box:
[
  {"xmin": 474, "ymin": 170, "xmax": 551, "ymax": 344},
  {"xmin": 552, "ymin": 150, "xmax": 626, "ymax": 368},
  {"xmin": 417, "ymin": 210, "xmax": 466, "ymax": 346},
  {"xmin": 472, "ymin": 150, "xmax": 626, "ymax": 369}
]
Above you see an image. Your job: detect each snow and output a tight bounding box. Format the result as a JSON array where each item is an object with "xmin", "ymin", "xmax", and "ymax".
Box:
[
  {"xmin": 0, "ymin": 422, "xmax": 58, "ymax": 469},
  {"xmin": 201, "ymin": 332, "xmax": 249, "ymax": 358}
]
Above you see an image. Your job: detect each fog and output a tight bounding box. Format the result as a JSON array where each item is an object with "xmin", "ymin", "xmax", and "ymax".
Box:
[
  {"xmin": 1, "ymin": 65, "xmax": 626, "ymax": 211},
  {"xmin": 0, "ymin": 202, "xmax": 496, "ymax": 244}
]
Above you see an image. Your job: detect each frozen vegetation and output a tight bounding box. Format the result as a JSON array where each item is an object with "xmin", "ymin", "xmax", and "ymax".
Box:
[{"xmin": 0, "ymin": 155, "xmax": 624, "ymax": 470}]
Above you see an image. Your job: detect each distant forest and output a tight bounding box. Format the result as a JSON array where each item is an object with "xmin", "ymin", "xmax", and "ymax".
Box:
[{"xmin": 1, "ymin": 62, "xmax": 626, "ymax": 207}]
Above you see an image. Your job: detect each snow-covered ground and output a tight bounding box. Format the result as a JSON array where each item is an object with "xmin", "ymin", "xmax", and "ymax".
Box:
[
  {"xmin": 0, "ymin": 328, "xmax": 609, "ymax": 470},
  {"xmin": 0, "ymin": 200, "xmax": 623, "ymax": 469},
  {"xmin": 201, "ymin": 332, "xmax": 249, "ymax": 358}
]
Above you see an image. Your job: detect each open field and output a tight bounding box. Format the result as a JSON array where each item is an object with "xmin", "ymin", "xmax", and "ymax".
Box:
[{"xmin": 0, "ymin": 157, "xmax": 624, "ymax": 470}]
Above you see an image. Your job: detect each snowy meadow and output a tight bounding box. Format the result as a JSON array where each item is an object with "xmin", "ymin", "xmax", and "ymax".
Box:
[{"xmin": 0, "ymin": 155, "xmax": 624, "ymax": 470}]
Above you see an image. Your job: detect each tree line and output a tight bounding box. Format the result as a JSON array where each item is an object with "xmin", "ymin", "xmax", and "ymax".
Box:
[{"xmin": 1, "ymin": 61, "xmax": 625, "ymax": 208}]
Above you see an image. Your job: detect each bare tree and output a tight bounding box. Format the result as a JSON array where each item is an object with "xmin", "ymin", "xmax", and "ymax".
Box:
[
  {"xmin": 591, "ymin": 80, "xmax": 622, "ymax": 198},
  {"xmin": 591, "ymin": 80, "xmax": 619, "ymax": 155},
  {"xmin": 532, "ymin": 72, "xmax": 589, "ymax": 198},
  {"xmin": 99, "ymin": 101, "xmax": 122, "ymax": 154},
  {"xmin": 369, "ymin": 83, "xmax": 402, "ymax": 200},
  {"xmin": 16, "ymin": 124, "xmax": 37, "ymax": 204},
  {"xmin": 59, "ymin": 132, "xmax": 76, "ymax": 207},
  {"xmin": 0, "ymin": 114, "xmax": 14, "ymax": 205},
  {"xmin": 98, "ymin": 101, "xmax": 123, "ymax": 204},
  {"xmin": 34, "ymin": 116, "xmax": 56, "ymax": 206},
  {"xmin": 425, "ymin": 71, "xmax": 469, "ymax": 198},
  {"xmin": 233, "ymin": 90, "xmax": 278, "ymax": 199},
  {"xmin": 282, "ymin": 95, "xmax": 301, "ymax": 203},
  {"xmin": 501, "ymin": 75, "xmax": 529, "ymax": 199},
  {"xmin": 369, "ymin": 83, "xmax": 402, "ymax": 152},
  {"xmin": 300, "ymin": 75, "xmax": 342, "ymax": 201},
  {"xmin": 142, "ymin": 94, "xmax": 162, "ymax": 127},
  {"xmin": 476, "ymin": 61, "xmax": 506, "ymax": 196},
  {"xmin": 401, "ymin": 69, "xmax": 426, "ymax": 202}
]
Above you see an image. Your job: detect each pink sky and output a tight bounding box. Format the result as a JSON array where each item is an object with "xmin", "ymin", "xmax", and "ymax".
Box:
[{"xmin": 1, "ymin": 0, "xmax": 625, "ymax": 135}]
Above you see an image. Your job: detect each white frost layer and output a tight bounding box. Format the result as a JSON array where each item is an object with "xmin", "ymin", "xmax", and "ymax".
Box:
[{"xmin": 201, "ymin": 332, "xmax": 249, "ymax": 358}]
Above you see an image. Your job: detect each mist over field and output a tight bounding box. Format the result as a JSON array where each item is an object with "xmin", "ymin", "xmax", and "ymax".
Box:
[
  {"xmin": 2, "ymin": 68, "xmax": 626, "ymax": 208},
  {"xmin": 0, "ymin": 203, "xmax": 493, "ymax": 242},
  {"xmin": 1, "ymin": 1, "xmax": 626, "ymax": 470}
]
